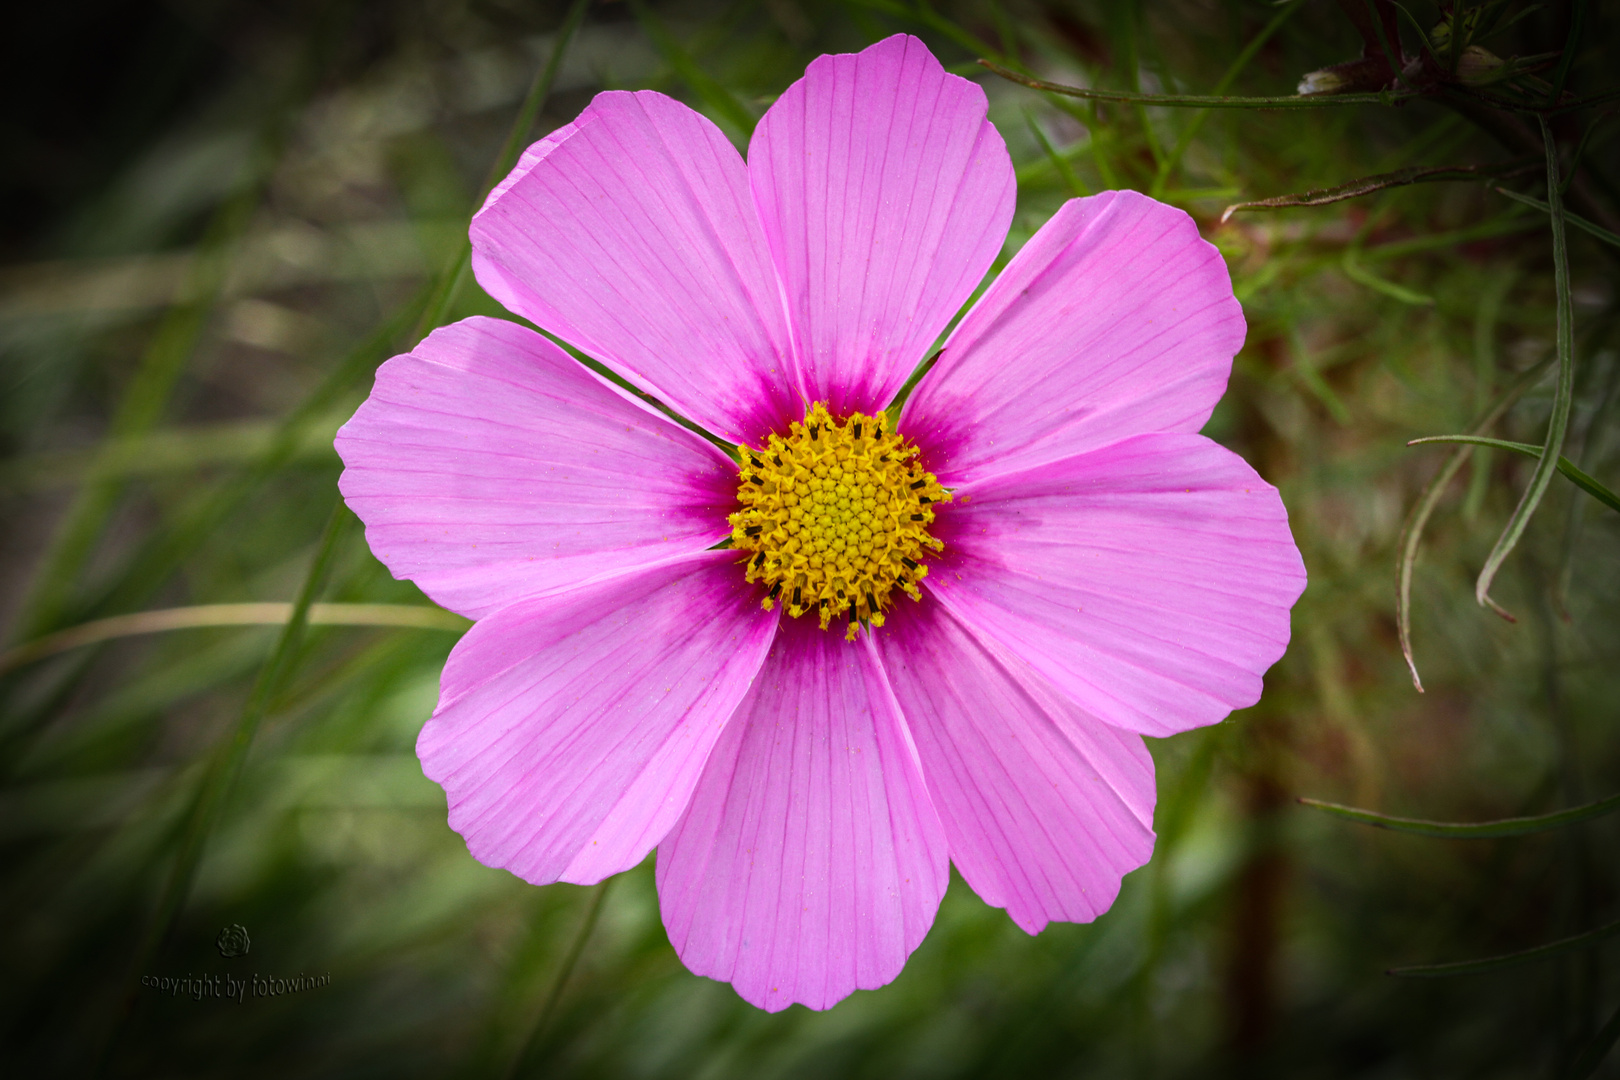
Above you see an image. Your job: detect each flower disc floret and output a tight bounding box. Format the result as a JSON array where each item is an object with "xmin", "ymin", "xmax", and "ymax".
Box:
[{"xmin": 731, "ymin": 403, "xmax": 950, "ymax": 639}]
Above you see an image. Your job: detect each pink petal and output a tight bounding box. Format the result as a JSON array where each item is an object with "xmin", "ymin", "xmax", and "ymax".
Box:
[
  {"xmin": 417, "ymin": 551, "xmax": 780, "ymax": 886},
  {"xmin": 749, "ymin": 34, "xmax": 1015, "ymax": 417},
  {"xmin": 470, "ymin": 91, "xmax": 798, "ymax": 447},
  {"xmin": 335, "ymin": 316, "xmax": 737, "ymax": 620},
  {"xmin": 656, "ymin": 616, "xmax": 948, "ymax": 1012},
  {"xmin": 477, "ymin": 122, "xmax": 578, "ymax": 214},
  {"xmin": 902, "ymin": 190, "xmax": 1245, "ymax": 483},
  {"xmin": 926, "ymin": 432, "xmax": 1306, "ymax": 738},
  {"xmin": 873, "ymin": 595, "xmax": 1156, "ymax": 934}
]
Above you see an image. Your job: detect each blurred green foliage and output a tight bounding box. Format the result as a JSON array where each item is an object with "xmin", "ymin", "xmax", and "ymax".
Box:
[{"xmin": 2, "ymin": 0, "xmax": 1618, "ymax": 1076}]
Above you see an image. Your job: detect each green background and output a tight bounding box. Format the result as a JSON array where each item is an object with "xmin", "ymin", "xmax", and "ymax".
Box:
[{"xmin": 2, "ymin": 0, "xmax": 1617, "ymax": 1076}]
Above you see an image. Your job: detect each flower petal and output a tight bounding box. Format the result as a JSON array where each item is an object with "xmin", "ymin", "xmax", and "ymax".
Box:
[
  {"xmin": 873, "ymin": 595, "xmax": 1156, "ymax": 934},
  {"xmin": 470, "ymin": 92, "xmax": 798, "ymax": 446},
  {"xmin": 926, "ymin": 432, "xmax": 1306, "ymax": 738},
  {"xmin": 656, "ymin": 616, "xmax": 948, "ymax": 1012},
  {"xmin": 335, "ymin": 316, "xmax": 737, "ymax": 620},
  {"xmin": 749, "ymin": 34, "xmax": 1015, "ymax": 417},
  {"xmin": 902, "ymin": 190, "xmax": 1245, "ymax": 483},
  {"xmin": 478, "ymin": 122, "xmax": 577, "ymax": 214},
  {"xmin": 418, "ymin": 551, "xmax": 779, "ymax": 886}
]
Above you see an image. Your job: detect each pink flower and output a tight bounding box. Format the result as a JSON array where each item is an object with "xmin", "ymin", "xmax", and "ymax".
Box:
[{"xmin": 335, "ymin": 35, "xmax": 1305, "ymax": 1012}]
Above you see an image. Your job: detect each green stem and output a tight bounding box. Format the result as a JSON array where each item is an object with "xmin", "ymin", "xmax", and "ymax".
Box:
[{"xmin": 0, "ymin": 602, "xmax": 467, "ymax": 674}]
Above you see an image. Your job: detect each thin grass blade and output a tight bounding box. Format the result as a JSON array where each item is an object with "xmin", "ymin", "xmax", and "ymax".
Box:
[
  {"xmin": 1410, "ymin": 435, "xmax": 1620, "ymax": 513},
  {"xmin": 1023, "ymin": 110, "xmax": 1088, "ymax": 197},
  {"xmin": 0, "ymin": 603, "xmax": 468, "ymax": 674},
  {"xmin": 1564, "ymin": 1001, "xmax": 1620, "ymax": 1080},
  {"xmin": 631, "ymin": 0, "xmax": 755, "ymax": 141},
  {"xmin": 1341, "ymin": 248, "xmax": 1435, "ymax": 305},
  {"xmin": 95, "ymin": 501, "xmax": 350, "ymax": 1072},
  {"xmin": 414, "ymin": 0, "xmax": 590, "ymax": 338},
  {"xmin": 1388, "ymin": 916, "xmax": 1620, "ymax": 977},
  {"xmin": 1298, "ymin": 789, "xmax": 1620, "ymax": 838},
  {"xmin": 978, "ymin": 60, "xmax": 1407, "ymax": 108},
  {"xmin": 1492, "ymin": 184, "xmax": 1620, "ymax": 249},
  {"xmin": 10, "ymin": 18, "xmax": 350, "ymax": 643},
  {"xmin": 1474, "ymin": 116, "xmax": 1577, "ymax": 619},
  {"xmin": 1396, "ymin": 357, "xmax": 1551, "ymax": 690},
  {"xmin": 1222, "ymin": 160, "xmax": 1536, "ymax": 221},
  {"xmin": 504, "ymin": 878, "xmax": 615, "ymax": 1079},
  {"xmin": 850, "ymin": 0, "xmax": 1006, "ymax": 63},
  {"xmin": 1151, "ymin": 0, "xmax": 1306, "ymax": 197}
]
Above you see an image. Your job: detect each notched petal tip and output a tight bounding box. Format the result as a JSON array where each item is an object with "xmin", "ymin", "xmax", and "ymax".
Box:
[
  {"xmin": 926, "ymin": 432, "xmax": 1305, "ymax": 739},
  {"xmin": 875, "ymin": 596, "xmax": 1158, "ymax": 934},
  {"xmin": 334, "ymin": 316, "xmax": 738, "ymax": 621},
  {"xmin": 749, "ymin": 32, "xmax": 1014, "ymax": 418},
  {"xmin": 468, "ymin": 89, "xmax": 800, "ymax": 446},
  {"xmin": 656, "ymin": 618, "xmax": 949, "ymax": 1012},
  {"xmin": 417, "ymin": 552, "xmax": 779, "ymax": 887},
  {"xmin": 905, "ymin": 189, "xmax": 1246, "ymax": 484}
]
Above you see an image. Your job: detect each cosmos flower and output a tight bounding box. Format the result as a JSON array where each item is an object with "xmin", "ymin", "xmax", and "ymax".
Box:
[{"xmin": 335, "ymin": 34, "xmax": 1305, "ymax": 1012}]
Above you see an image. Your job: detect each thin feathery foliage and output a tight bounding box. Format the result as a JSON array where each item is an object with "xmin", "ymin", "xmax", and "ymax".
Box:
[{"xmin": 2, "ymin": 0, "xmax": 1618, "ymax": 1076}]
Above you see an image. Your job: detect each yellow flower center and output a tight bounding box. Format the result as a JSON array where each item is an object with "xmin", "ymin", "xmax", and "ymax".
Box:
[{"xmin": 730, "ymin": 403, "xmax": 950, "ymax": 640}]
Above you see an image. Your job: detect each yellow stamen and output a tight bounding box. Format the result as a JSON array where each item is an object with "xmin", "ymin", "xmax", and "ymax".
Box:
[{"xmin": 730, "ymin": 403, "xmax": 950, "ymax": 640}]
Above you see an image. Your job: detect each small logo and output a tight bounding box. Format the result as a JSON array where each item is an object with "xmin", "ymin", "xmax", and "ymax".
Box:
[{"xmin": 216, "ymin": 924, "xmax": 251, "ymax": 959}]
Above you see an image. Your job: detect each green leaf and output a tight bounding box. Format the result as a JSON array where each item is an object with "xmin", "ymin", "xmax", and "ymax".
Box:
[
  {"xmin": 1298, "ymin": 788, "xmax": 1620, "ymax": 838},
  {"xmin": 1409, "ymin": 435, "xmax": 1620, "ymax": 513},
  {"xmin": 1473, "ymin": 116, "xmax": 1577, "ymax": 620}
]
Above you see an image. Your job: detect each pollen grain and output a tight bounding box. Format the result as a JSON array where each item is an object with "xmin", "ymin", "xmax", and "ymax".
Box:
[{"xmin": 730, "ymin": 403, "xmax": 950, "ymax": 640}]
